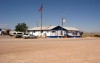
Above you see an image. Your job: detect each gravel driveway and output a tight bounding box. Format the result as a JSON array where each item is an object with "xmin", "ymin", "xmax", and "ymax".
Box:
[{"xmin": 0, "ymin": 36, "xmax": 100, "ymax": 63}]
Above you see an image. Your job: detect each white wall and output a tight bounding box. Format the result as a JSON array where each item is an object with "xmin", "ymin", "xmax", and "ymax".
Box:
[
  {"xmin": 47, "ymin": 30, "xmax": 66, "ymax": 36},
  {"xmin": 34, "ymin": 31, "xmax": 41, "ymax": 36},
  {"xmin": 57, "ymin": 30, "xmax": 66, "ymax": 36},
  {"xmin": 46, "ymin": 31, "xmax": 50, "ymax": 36},
  {"xmin": 29, "ymin": 32, "xmax": 33, "ymax": 35},
  {"xmin": 28, "ymin": 30, "xmax": 67, "ymax": 37}
]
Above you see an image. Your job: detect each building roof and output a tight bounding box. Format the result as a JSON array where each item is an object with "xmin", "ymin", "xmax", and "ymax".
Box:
[
  {"xmin": 28, "ymin": 26, "xmax": 57, "ymax": 30},
  {"xmin": 63, "ymin": 27, "xmax": 78, "ymax": 31},
  {"xmin": 28, "ymin": 25, "xmax": 79, "ymax": 31}
]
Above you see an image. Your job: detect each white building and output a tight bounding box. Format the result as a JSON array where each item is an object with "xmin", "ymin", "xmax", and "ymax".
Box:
[{"xmin": 27, "ymin": 25, "xmax": 82, "ymax": 38}]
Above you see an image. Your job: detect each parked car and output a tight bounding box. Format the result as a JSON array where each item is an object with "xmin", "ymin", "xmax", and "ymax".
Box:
[
  {"xmin": 9, "ymin": 31, "xmax": 24, "ymax": 38},
  {"xmin": 14, "ymin": 32, "xmax": 24, "ymax": 38},
  {"xmin": 22, "ymin": 34, "xmax": 37, "ymax": 39},
  {"xmin": 9, "ymin": 31, "xmax": 16, "ymax": 36},
  {"xmin": 22, "ymin": 34, "xmax": 29, "ymax": 38}
]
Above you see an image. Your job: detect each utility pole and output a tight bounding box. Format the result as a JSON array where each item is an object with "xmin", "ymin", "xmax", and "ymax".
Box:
[
  {"xmin": 61, "ymin": 18, "xmax": 65, "ymax": 38},
  {"xmin": 62, "ymin": 18, "xmax": 63, "ymax": 38}
]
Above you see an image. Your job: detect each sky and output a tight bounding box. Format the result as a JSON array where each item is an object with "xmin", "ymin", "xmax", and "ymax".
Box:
[{"xmin": 0, "ymin": 0, "xmax": 100, "ymax": 32}]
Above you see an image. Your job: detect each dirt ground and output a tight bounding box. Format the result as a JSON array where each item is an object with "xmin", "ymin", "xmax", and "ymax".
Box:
[{"xmin": 0, "ymin": 35, "xmax": 100, "ymax": 63}]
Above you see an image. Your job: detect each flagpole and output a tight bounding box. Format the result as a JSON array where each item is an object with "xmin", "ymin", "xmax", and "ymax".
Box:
[
  {"xmin": 37, "ymin": 20, "xmax": 38, "ymax": 27},
  {"xmin": 38, "ymin": 4, "xmax": 43, "ymax": 37},
  {"xmin": 40, "ymin": 7, "xmax": 42, "ymax": 37}
]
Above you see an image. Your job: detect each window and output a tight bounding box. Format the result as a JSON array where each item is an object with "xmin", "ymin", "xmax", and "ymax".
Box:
[
  {"xmin": 68, "ymin": 31, "xmax": 72, "ymax": 33},
  {"xmin": 47, "ymin": 30, "xmax": 49, "ymax": 33},
  {"xmin": 42, "ymin": 31, "xmax": 43, "ymax": 33},
  {"xmin": 73, "ymin": 31, "xmax": 78, "ymax": 35},
  {"xmin": 52, "ymin": 31, "xmax": 55, "ymax": 33},
  {"xmin": 13, "ymin": 33, "xmax": 16, "ymax": 34},
  {"xmin": 33, "ymin": 31, "xmax": 35, "ymax": 33},
  {"xmin": 17, "ymin": 33, "xmax": 22, "ymax": 34},
  {"xmin": 60, "ymin": 31, "xmax": 62, "ymax": 35}
]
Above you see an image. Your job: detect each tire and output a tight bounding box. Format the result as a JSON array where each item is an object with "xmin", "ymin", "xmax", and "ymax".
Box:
[{"xmin": 24, "ymin": 37, "xmax": 27, "ymax": 39}]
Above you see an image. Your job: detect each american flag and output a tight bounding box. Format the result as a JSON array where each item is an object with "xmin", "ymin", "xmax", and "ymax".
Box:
[{"xmin": 38, "ymin": 5, "xmax": 42, "ymax": 12}]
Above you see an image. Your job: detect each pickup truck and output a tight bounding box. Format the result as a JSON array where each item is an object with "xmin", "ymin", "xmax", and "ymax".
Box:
[{"xmin": 22, "ymin": 34, "xmax": 37, "ymax": 39}]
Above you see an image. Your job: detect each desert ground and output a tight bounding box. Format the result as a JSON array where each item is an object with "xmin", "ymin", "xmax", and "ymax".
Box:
[{"xmin": 0, "ymin": 35, "xmax": 100, "ymax": 63}]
